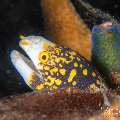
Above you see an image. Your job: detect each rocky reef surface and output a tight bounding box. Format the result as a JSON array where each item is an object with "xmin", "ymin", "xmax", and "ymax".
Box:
[{"xmin": 0, "ymin": 91, "xmax": 107, "ymax": 120}]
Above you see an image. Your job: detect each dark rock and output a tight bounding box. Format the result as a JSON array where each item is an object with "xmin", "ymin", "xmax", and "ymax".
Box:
[
  {"xmin": 0, "ymin": 0, "xmax": 42, "ymax": 97},
  {"xmin": 71, "ymin": 0, "xmax": 118, "ymax": 29}
]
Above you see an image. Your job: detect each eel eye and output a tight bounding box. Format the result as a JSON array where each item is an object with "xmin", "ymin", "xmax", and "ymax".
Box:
[{"xmin": 39, "ymin": 52, "xmax": 49, "ymax": 64}]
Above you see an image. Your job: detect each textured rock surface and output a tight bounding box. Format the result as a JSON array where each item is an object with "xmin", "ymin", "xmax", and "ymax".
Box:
[
  {"xmin": 72, "ymin": 0, "xmax": 118, "ymax": 27},
  {"xmin": 0, "ymin": 91, "xmax": 104, "ymax": 120}
]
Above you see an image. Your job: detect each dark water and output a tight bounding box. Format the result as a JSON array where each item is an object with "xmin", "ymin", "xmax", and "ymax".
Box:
[{"xmin": 0, "ymin": 0, "xmax": 120, "ymax": 97}]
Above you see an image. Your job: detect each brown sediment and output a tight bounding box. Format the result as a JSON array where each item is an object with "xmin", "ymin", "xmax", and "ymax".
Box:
[
  {"xmin": 40, "ymin": 0, "xmax": 91, "ymax": 60},
  {"xmin": 0, "ymin": 90, "xmax": 104, "ymax": 120}
]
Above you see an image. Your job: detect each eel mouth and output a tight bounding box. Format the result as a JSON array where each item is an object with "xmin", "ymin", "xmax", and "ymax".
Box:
[
  {"xmin": 11, "ymin": 50, "xmax": 36, "ymax": 71},
  {"xmin": 10, "ymin": 50, "xmax": 40, "ymax": 83}
]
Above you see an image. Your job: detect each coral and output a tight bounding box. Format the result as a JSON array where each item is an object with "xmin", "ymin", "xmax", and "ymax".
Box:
[{"xmin": 40, "ymin": 0, "xmax": 91, "ymax": 60}]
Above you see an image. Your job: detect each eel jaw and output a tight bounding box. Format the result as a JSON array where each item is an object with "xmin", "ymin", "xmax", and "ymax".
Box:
[{"xmin": 10, "ymin": 50, "xmax": 40, "ymax": 87}]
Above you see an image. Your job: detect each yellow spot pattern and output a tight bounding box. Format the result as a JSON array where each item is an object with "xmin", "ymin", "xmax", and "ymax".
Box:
[
  {"xmin": 21, "ymin": 40, "xmax": 30, "ymax": 46},
  {"xmin": 59, "ymin": 57, "xmax": 66, "ymax": 63},
  {"xmin": 19, "ymin": 35, "xmax": 25, "ymax": 39},
  {"xmin": 50, "ymin": 60, "xmax": 56, "ymax": 66},
  {"xmin": 52, "ymin": 85, "xmax": 57, "ymax": 90},
  {"xmin": 77, "ymin": 57, "xmax": 81, "ymax": 61},
  {"xmin": 65, "ymin": 55, "xmax": 74, "ymax": 64},
  {"xmin": 59, "ymin": 69, "xmax": 66, "ymax": 76},
  {"xmin": 55, "ymin": 58, "xmax": 60, "ymax": 63},
  {"xmin": 50, "ymin": 67, "xmax": 58, "ymax": 75},
  {"xmin": 80, "ymin": 64, "xmax": 83, "ymax": 69},
  {"xmin": 59, "ymin": 63, "xmax": 63, "ymax": 68},
  {"xmin": 72, "ymin": 81, "xmax": 77, "ymax": 86},
  {"xmin": 56, "ymin": 49, "xmax": 60, "ymax": 55},
  {"xmin": 68, "ymin": 69, "xmax": 77, "ymax": 82},
  {"xmin": 55, "ymin": 79, "xmax": 62, "ymax": 86},
  {"xmin": 70, "ymin": 51, "xmax": 76, "ymax": 56},
  {"xmin": 36, "ymin": 84, "xmax": 44, "ymax": 90},
  {"xmin": 82, "ymin": 69, "xmax": 88, "ymax": 76},
  {"xmin": 45, "ymin": 81, "xmax": 54, "ymax": 86},
  {"xmin": 69, "ymin": 55, "xmax": 74, "ymax": 60},
  {"xmin": 45, "ymin": 76, "xmax": 55, "ymax": 86},
  {"xmin": 74, "ymin": 62, "xmax": 78, "ymax": 67},
  {"xmin": 33, "ymin": 46, "xmax": 97, "ymax": 93},
  {"xmin": 65, "ymin": 53, "xmax": 68, "ymax": 56}
]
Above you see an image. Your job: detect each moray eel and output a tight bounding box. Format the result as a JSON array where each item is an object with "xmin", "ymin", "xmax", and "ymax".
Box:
[{"xmin": 10, "ymin": 36, "xmax": 110, "ymax": 106}]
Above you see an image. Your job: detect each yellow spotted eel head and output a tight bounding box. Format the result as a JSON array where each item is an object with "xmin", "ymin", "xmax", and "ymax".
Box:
[
  {"xmin": 10, "ymin": 36, "xmax": 105, "ymax": 94},
  {"xmin": 19, "ymin": 36, "xmax": 56, "ymax": 70}
]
